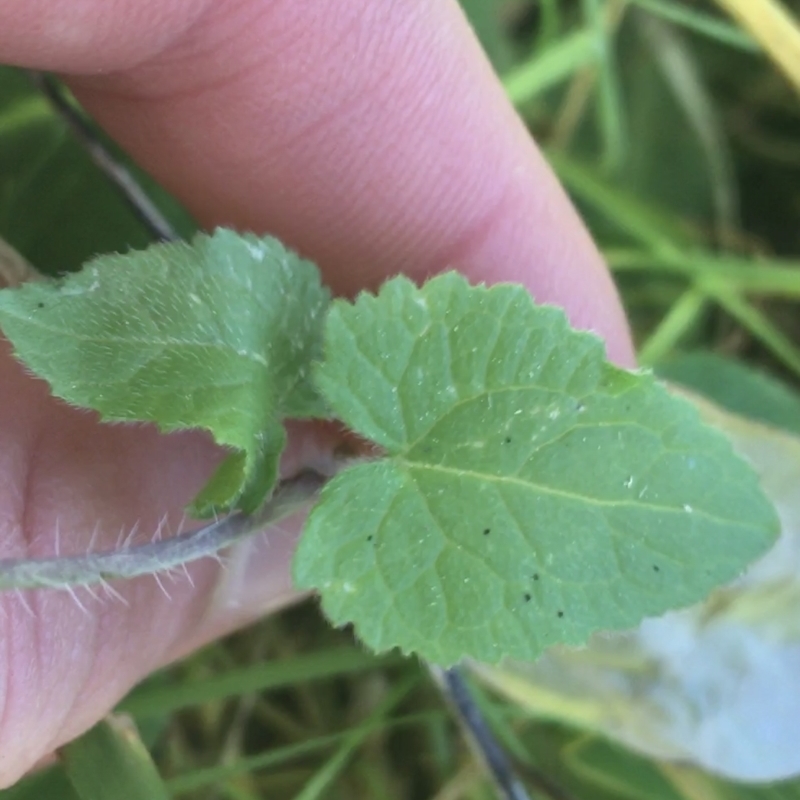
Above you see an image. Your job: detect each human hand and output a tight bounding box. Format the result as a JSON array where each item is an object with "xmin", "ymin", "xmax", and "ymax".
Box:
[{"xmin": 0, "ymin": 0, "xmax": 633, "ymax": 785}]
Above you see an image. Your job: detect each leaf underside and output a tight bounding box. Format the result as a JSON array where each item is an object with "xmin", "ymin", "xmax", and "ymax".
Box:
[
  {"xmin": 295, "ymin": 273, "xmax": 779, "ymax": 665},
  {"xmin": 0, "ymin": 229, "xmax": 330, "ymax": 516}
]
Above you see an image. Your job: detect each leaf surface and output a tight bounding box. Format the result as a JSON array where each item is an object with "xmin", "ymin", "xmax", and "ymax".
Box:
[
  {"xmin": 295, "ymin": 273, "xmax": 778, "ymax": 664},
  {"xmin": 0, "ymin": 229, "xmax": 329, "ymax": 515},
  {"xmin": 474, "ymin": 384, "xmax": 800, "ymax": 784}
]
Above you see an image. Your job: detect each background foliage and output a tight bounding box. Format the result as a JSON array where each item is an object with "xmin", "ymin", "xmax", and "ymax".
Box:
[{"xmin": 1, "ymin": 0, "xmax": 800, "ymax": 797}]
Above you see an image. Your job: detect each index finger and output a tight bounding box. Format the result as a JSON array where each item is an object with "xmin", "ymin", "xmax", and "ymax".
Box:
[{"xmin": 0, "ymin": 0, "xmax": 634, "ymax": 364}]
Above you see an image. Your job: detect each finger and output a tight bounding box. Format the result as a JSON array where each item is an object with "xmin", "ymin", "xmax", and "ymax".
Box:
[
  {"xmin": 0, "ymin": 0, "xmax": 633, "ymax": 363},
  {"xmin": 84, "ymin": 3, "xmax": 632, "ymax": 359}
]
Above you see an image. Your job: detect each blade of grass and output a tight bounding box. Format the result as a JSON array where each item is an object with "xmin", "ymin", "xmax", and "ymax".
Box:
[
  {"xmin": 0, "ymin": 767, "xmax": 80, "ymax": 800},
  {"xmin": 291, "ymin": 674, "xmax": 418, "ymax": 800},
  {"xmin": 120, "ymin": 647, "xmax": 396, "ymax": 718},
  {"xmin": 562, "ymin": 734, "xmax": 683, "ymax": 800},
  {"xmin": 547, "ymin": 151, "xmax": 694, "ymax": 251},
  {"xmin": 549, "ymin": 59, "xmax": 601, "ymax": 150},
  {"xmin": 166, "ymin": 709, "xmax": 441, "ymax": 796},
  {"xmin": 581, "ymin": 0, "xmax": 628, "ymax": 172},
  {"xmin": 696, "ymin": 256, "xmax": 800, "ymax": 295},
  {"xmin": 549, "ymin": 0, "xmax": 628, "ymax": 157},
  {"xmin": 59, "ymin": 716, "xmax": 170, "ymax": 800},
  {"xmin": 628, "ymin": 0, "xmax": 758, "ymax": 51},
  {"xmin": 503, "ymin": 29, "xmax": 599, "ymax": 106},
  {"xmin": 534, "ymin": 0, "xmax": 564, "ymax": 49},
  {"xmin": 219, "ymin": 785, "xmax": 259, "ymax": 800},
  {"xmin": 637, "ymin": 287, "xmax": 708, "ymax": 365},
  {"xmin": 0, "ymin": 94, "xmax": 53, "ymax": 137},
  {"xmin": 167, "ymin": 730, "xmax": 343, "ymax": 796},
  {"xmin": 428, "ymin": 764, "xmax": 485, "ymax": 800},
  {"xmin": 711, "ymin": 289, "xmax": 800, "ymax": 378},
  {"xmin": 713, "ymin": 0, "xmax": 800, "ymax": 95},
  {"xmin": 606, "ymin": 248, "xmax": 800, "ymax": 297},
  {"xmin": 657, "ymin": 762, "xmax": 728, "ymax": 800},
  {"xmin": 638, "ymin": 14, "xmax": 740, "ymax": 245}
]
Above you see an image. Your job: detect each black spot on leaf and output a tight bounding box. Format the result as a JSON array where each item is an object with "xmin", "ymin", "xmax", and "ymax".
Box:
[
  {"xmin": 533, "ymin": 573, "xmax": 539, "ymax": 581},
  {"xmin": 504, "ymin": 437, "xmax": 512, "ymax": 444},
  {"xmin": 524, "ymin": 593, "xmax": 531, "ymax": 602},
  {"xmin": 557, "ymin": 610, "xmax": 564, "ymax": 618},
  {"xmin": 483, "ymin": 528, "xmax": 491, "ymax": 536},
  {"xmin": 653, "ymin": 564, "xmax": 660, "ymax": 572}
]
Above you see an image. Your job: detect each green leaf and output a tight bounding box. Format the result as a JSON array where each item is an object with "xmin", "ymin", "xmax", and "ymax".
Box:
[
  {"xmin": 0, "ymin": 229, "xmax": 329, "ymax": 515},
  {"xmin": 657, "ymin": 351, "xmax": 800, "ymax": 436},
  {"xmin": 564, "ymin": 735, "xmax": 684, "ymax": 800},
  {"xmin": 59, "ymin": 716, "xmax": 169, "ymax": 800},
  {"xmin": 470, "ymin": 392, "xmax": 800, "ymax": 781},
  {"xmin": 119, "ymin": 646, "xmax": 393, "ymax": 718},
  {"xmin": 295, "ymin": 272, "xmax": 778, "ymax": 665},
  {"xmin": 0, "ymin": 767, "xmax": 79, "ymax": 800},
  {"xmin": 459, "ymin": 0, "xmax": 515, "ymax": 73}
]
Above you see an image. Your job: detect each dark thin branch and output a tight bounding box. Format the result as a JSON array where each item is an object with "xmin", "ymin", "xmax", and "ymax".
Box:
[
  {"xmin": 27, "ymin": 71, "xmax": 179, "ymax": 243},
  {"xmin": 431, "ymin": 665, "xmax": 533, "ymax": 800},
  {"xmin": 434, "ymin": 667, "xmax": 576, "ymax": 800}
]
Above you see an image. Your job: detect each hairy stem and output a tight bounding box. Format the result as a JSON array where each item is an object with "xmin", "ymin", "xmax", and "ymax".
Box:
[{"xmin": 0, "ymin": 471, "xmax": 325, "ymax": 591}]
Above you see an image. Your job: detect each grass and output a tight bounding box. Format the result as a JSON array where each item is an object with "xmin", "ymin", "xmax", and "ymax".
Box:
[{"xmin": 1, "ymin": 0, "xmax": 800, "ymax": 798}]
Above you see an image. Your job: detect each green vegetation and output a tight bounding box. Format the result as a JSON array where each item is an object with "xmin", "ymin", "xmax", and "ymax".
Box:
[{"xmin": 1, "ymin": 0, "xmax": 799, "ymax": 797}]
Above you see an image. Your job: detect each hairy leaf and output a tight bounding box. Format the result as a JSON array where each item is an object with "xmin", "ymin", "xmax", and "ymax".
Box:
[
  {"xmin": 295, "ymin": 273, "xmax": 779, "ymax": 665},
  {"xmin": 0, "ymin": 229, "xmax": 329, "ymax": 515}
]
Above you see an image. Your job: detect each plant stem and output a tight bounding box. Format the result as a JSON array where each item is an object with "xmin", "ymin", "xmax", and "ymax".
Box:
[
  {"xmin": 431, "ymin": 665, "xmax": 533, "ymax": 800},
  {"xmin": 26, "ymin": 71, "xmax": 179, "ymax": 243},
  {"xmin": 0, "ymin": 470, "xmax": 325, "ymax": 591}
]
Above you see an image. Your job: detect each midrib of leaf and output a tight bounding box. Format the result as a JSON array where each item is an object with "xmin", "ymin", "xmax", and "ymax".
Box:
[
  {"xmin": 0, "ymin": 312, "xmax": 271, "ymax": 366},
  {"xmin": 398, "ymin": 461, "xmax": 732, "ymax": 525},
  {"xmin": 0, "ymin": 310, "xmax": 322, "ymax": 412}
]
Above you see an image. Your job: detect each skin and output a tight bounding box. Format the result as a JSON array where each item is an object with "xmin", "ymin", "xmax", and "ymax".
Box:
[{"xmin": 0, "ymin": 0, "xmax": 634, "ymax": 786}]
